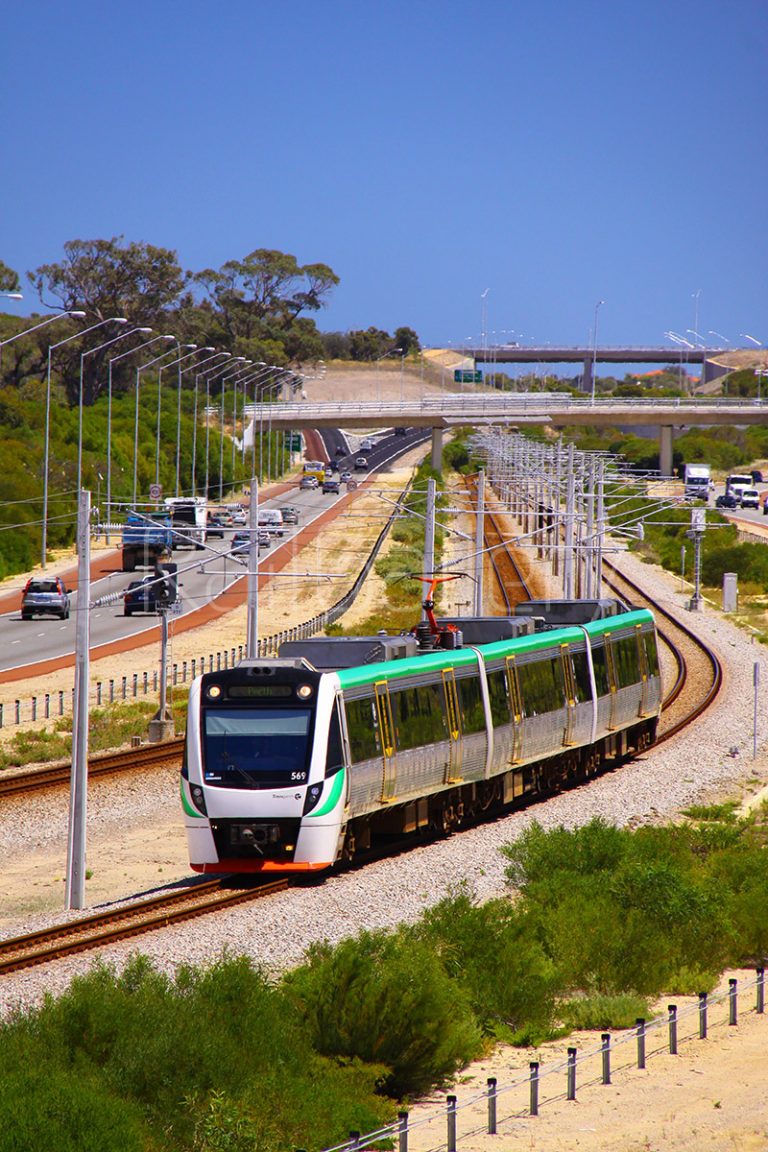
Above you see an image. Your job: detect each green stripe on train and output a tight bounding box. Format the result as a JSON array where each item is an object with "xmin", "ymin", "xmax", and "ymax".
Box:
[{"xmin": 336, "ymin": 610, "xmax": 654, "ymax": 689}]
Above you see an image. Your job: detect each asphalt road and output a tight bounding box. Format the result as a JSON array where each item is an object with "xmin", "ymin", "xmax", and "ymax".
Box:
[{"xmin": 0, "ymin": 426, "xmax": 429, "ymax": 675}]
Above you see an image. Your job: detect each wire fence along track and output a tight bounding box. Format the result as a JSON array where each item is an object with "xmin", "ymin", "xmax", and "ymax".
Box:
[
  {"xmin": 322, "ymin": 969, "xmax": 768, "ymax": 1152},
  {"xmin": 462, "ymin": 476, "xmax": 531, "ymax": 613},
  {"xmin": 0, "ymin": 878, "xmax": 289, "ymax": 975}
]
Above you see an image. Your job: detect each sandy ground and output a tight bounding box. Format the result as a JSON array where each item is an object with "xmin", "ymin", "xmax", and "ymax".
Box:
[{"xmin": 3, "ymin": 365, "xmax": 768, "ymax": 1149}]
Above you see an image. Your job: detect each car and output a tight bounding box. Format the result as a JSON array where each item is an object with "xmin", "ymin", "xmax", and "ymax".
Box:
[
  {"xmin": 740, "ymin": 489, "xmax": 760, "ymax": 509},
  {"xmin": 21, "ymin": 576, "xmax": 71, "ymax": 620},
  {"xmin": 258, "ymin": 529, "xmax": 271, "ymax": 548},
  {"xmin": 279, "ymin": 505, "xmax": 299, "ymax": 524},
  {"xmin": 123, "ymin": 578, "xmax": 159, "ymax": 616},
  {"xmin": 751, "ymin": 470, "xmax": 764, "ymax": 484},
  {"xmin": 299, "ymin": 475, "xmax": 318, "ymax": 490},
  {"xmin": 340, "ymin": 470, "xmax": 352, "ymax": 483},
  {"xmin": 354, "ymin": 456, "xmax": 368, "ymax": 471},
  {"xmin": 334, "ymin": 444, "xmax": 346, "ymax": 456},
  {"xmin": 394, "ymin": 426, "xmax": 407, "ymax": 436},
  {"xmin": 322, "ymin": 478, "xmax": 340, "ymax": 494},
  {"xmin": 232, "ymin": 530, "xmax": 270, "ymax": 554},
  {"xmin": 715, "ymin": 493, "xmax": 738, "ymax": 510},
  {"xmin": 360, "ymin": 438, "xmax": 374, "ymax": 451},
  {"xmin": 206, "ymin": 513, "xmax": 226, "ymax": 539}
]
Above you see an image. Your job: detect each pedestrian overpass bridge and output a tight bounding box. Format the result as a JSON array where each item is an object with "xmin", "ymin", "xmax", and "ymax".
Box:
[{"xmin": 251, "ymin": 393, "xmax": 768, "ymax": 477}]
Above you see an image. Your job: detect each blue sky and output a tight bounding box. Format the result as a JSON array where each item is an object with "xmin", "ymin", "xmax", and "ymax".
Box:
[{"xmin": 3, "ymin": 0, "xmax": 766, "ymax": 354}]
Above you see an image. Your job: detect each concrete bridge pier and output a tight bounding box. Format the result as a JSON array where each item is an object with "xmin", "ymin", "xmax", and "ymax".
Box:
[
  {"xmin": 581, "ymin": 357, "xmax": 593, "ymax": 395},
  {"xmin": 431, "ymin": 426, "xmax": 443, "ymax": 470},
  {"xmin": 658, "ymin": 425, "xmax": 674, "ymax": 477}
]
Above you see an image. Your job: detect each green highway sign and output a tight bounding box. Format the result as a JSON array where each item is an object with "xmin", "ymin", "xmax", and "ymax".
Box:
[{"xmin": 454, "ymin": 369, "xmax": 483, "ymax": 384}]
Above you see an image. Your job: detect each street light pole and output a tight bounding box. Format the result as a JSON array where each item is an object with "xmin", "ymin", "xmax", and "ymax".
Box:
[
  {"xmin": 155, "ymin": 344, "xmax": 198, "ymax": 487},
  {"xmin": 105, "ymin": 334, "xmax": 175, "ymax": 537},
  {"xmin": 77, "ymin": 322, "xmax": 138, "ymax": 495},
  {"xmin": 0, "ymin": 308, "xmax": 85, "ymax": 372},
  {"xmin": 42, "ymin": 316, "xmax": 126, "ymax": 568},
  {"xmin": 133, "ymin": 345, "xmax": 189, "ymax": 506},
  {"xmin": 590, "ymin": 300, "xmax": 605, "ymax": 405}
]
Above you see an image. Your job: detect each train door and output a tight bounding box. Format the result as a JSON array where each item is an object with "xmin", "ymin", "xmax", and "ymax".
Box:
[
  {"xmin": 604, "ymin": 638, "xmax": 618, "ymax": 729},
  {"xmin": 441, "ymin": 668, "xmax": 463, "ymax": 783},
  {"xmin": 504, "ymin": 655, "xmax": 524, "ymax": 764},
  {"xmin": 373, "ymin": 681, "xmax": 397, "ymax": 801},
  {"xmin": 636, "ymin": 626, "xmax": 652, "ymax": 716},
  {"xmin": 560, "ymin": 644, "xmax": 577, "ymax": 745}
]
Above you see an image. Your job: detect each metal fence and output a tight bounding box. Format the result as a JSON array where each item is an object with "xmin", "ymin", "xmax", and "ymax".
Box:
[
  {"xmin": 321, "ymin": 968, "xmax": 766, "ymax": 1152},
  {"xmin": 0, "ymin": 474, "xmax": 413, "ymax": 732}
]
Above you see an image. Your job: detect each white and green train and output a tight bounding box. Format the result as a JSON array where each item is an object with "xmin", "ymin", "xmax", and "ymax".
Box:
[{"xmin": 181, "ymin": 601, "xmax": 662, "ymax": 875}]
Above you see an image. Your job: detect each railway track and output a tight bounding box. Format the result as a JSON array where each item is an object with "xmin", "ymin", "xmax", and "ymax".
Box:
[
  {"xmin": 0, "ymin": 877, "xmax": 289, "ymax": 976},
  {"xmin": 0, "ymin": 738, "xmax": 184, "ymax": 799}
]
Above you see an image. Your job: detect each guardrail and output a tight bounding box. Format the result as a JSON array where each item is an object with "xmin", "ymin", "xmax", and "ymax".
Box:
[{"xmin": 321, "ymin": 968, "xmax": 767, "ymax": 1152}]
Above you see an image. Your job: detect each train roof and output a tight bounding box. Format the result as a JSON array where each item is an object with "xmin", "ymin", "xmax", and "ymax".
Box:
[{"xmin": 334, "ymin": 607, "xmax": 655, "ymax": 689}]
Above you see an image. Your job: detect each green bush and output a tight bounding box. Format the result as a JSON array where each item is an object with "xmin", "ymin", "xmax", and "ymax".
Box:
[
  {"xmin": 412, "ymin": 886, "xmax": 558, "ymax": 1042},
  {"xmin": 559, "ymin": 992, "xmax": 650, "ymax": 1032},
  {"xmin": 283, "ymin": 928, "xmax": 483, "ymax": 1098}
]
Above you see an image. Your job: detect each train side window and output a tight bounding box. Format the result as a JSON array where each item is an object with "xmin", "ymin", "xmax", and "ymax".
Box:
[
  {"xmin": 486, "ymin": 669, "xmax": 511, "ymax": 725},
  {"xmin": 518, "ymin": 656, "xmax": 565, "ymax": 717},
  {"xmin": 570, "ymin": 650, "xmax": 593, "ymax": 702},
  {"xmin": 456, "ymin": 674, "xmax": 486, "ymax": 733},
  {"xmin": 391, "ymin": 684, "xmax": 448, "ymax": 751},
  {"xmin": 325, "ymin": 707, "xmax": 345, "ymax": 775},
  {"xmin": 612, "ymin": 636, "xmax": 640, "ymax": 689},
  {"xmin": 591, "ymin": 645, "xmax": 610, "ymax": 696},
  {"xmin": 345, "ymin": 697, "xmax": 381, "ymax": 761}
]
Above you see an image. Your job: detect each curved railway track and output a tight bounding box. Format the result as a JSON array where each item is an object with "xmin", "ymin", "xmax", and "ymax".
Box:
[
  {"xmin": 0, "ymin": 738, "xmax": 184, "ymax": 799},
  {"xmin": 0, "ymin": 486, "xmax": 725, "ymax": 977}
]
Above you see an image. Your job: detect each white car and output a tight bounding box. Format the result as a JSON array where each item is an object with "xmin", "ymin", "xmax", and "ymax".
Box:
[{"xmin": 740, "ymin": 489, "xmax": 760, "ymax": 509}]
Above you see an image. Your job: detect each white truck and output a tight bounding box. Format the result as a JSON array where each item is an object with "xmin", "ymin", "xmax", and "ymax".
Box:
[
  {"xmin": 164, "ymin": 496, "xmax": 208, "ymax": 549},
  {"xmin": 683, "ymin": 463, "xmax": 711, "ymax": 501}
]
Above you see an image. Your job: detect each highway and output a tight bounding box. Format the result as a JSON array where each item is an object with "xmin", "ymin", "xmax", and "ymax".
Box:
[{"xmin": 0, "ymin": 426, "xmax": 428, "ymax": 675}]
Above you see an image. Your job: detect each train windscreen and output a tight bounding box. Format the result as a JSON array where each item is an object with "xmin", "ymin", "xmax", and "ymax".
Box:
[{"xmin": 202, "ymin": 708, "xmax": 312, "ymax": 788}]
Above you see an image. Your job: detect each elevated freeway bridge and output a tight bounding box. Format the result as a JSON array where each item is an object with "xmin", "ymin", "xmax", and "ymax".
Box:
[{"xmin": 251, "ymin": 393, "xmax": 768, "ymax": 477}]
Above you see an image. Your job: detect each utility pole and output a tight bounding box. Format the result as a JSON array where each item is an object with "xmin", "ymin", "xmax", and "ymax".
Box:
[
  {"xmin": 474, "ymin": 469, "xmax": 485, "ymax": 614},
  {"xmin": 247, "ymin": 479, "xmax": 260, "ymax": 657},
  {"xmin": 66, "ymin": 489, "xmax": 91, "ymax": 910},
  {"xmin": 422, "ymin": 477, "xmax": 436, "ymax": 622}
]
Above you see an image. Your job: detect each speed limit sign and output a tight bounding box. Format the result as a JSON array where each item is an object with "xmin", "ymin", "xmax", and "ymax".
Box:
[{"xmin": 149, "ymin": 483, "xmax": 163, "ymax": 500}]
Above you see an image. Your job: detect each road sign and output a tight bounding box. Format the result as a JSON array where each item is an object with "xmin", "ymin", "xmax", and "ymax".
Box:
[
  {"xmin": 149, "ymin": 483, "xmax": 163, "ymax": 500},
  {"xmin": 454, "ymin": 369, "xmax": 483, "ymax": 384}
]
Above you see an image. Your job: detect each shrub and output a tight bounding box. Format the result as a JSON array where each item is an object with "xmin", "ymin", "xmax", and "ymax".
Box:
[{"xmin": 283, "ymin": 929, "xmax": 483, "ymax": 1098}]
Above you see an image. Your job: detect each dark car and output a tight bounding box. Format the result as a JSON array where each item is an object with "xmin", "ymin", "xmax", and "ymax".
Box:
[
  {"xmin": 715, "ymin": 493, "xmax": 738, "ymax": 510},
  {"xmin": 123, "ymin": 578, "xmax": 159, "ymax": 616},
  {"xmin": 322, "ymin": 477, "xmax": 340, "ymax": 495},
  {"xmin": 751, "ymin": 470, "xmax": 764, "ymax": 484},
  {"xmin": 206, "ymin": 513, "xmax": 226, "ymax": 539},
  {"xmin": 21, "ymin": 576, "xmax": 70, "ymax": 620},
  {"xmin": 394, "ymin": 426, "xmax": 407, "ymax": 436},
  {"xmin": 335, "ymin": 444, "xmax": 347, "ymax": 456}
]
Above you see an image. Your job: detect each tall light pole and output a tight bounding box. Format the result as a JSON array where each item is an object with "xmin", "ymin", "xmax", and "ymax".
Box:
[
  {"xmin": 590, "ymin": 300, "xmax": 605, "ymax": 405},
  {"xmin": 192, "ymin": 355, "xmax": 232, "ymax": 497},
  {"xmin": 133, "ymin": 345, "xmax": 188, "ymax": 505},
  {"xmin": 42, "ymin": 316, "xmax": 126, "ymax": 568},
  {"xmin": 105, "ymin": 333, "xmax": 175, "ymax": 536},
  {"xmin": 174, "ymin": 347, "xmax": 215, "ymax": 495},
  {"xmin": 374, "ymin": 346, "xmax": 402, "ymax": 403},
  {"xmin": 741, "ymin": 333, "xmax": 763, "ymax": 348},
  {"xmin": 218, "ymin": 359, "xmax": 247, "ymax": 499},
  {"xmin": 0, "ymin": 308, "xmax": 85, "ymax": 372},
  {"xmin": 692, "ymin": 289, "xmax": 702, "ymax": 343},
  {"xmin": 77, "ymin": 323, "xmax": 140, "ymax": 496},
  {"xmin": 708, "ymin": 330, "xmax": 730, "ymax": 345},
  {"xmin": 0, "ymin": 292, "xmax": 23, "ymax": 301},
  {"xmin": 188, "ymin": 352, "xmax": 229, "ymax": 496},
  {"xmin": 155, "ymin": 344, "xmax": 197, "ymax": 486},
  {"xmin": 480, "ymin": 288, "xmax": 490, "ymax": 355}
]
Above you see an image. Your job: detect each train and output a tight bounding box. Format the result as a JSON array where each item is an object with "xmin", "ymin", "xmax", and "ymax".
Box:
[{"xmin": 181, "ymin": 595, "xmax": 662, "ymax": 875}]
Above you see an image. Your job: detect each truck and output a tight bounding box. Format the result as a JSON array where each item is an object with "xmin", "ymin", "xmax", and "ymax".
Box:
[
  {"xmin": 164, "ymin": 496, "xmax": 208, "ymax": 550},
  {"xmin": 683, "ymin": 463, "xmax": 712, "ymax": 502},
  {"xmin": 725, "ymin": 473, "xmax": 753, "ymax": 502},
  {"xmin": 121, "ymin": 512, "xmax": 174, "ymax": 572}
]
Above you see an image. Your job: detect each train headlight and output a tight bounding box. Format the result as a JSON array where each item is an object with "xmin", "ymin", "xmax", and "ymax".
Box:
[
  {"xmin": 297, "ymin": 683, "xmax": 313, "ymax": 699},
  {"xmin": 206, "ymin": 684, "xmax": 222, "ymax": 700},
  {"xmin": 190, "ymin": 784, "xmax": 207, "ymax": 815},
  {"xmin": 303, "ymin": 783, "xmax": 323, "ymax": 814}
]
